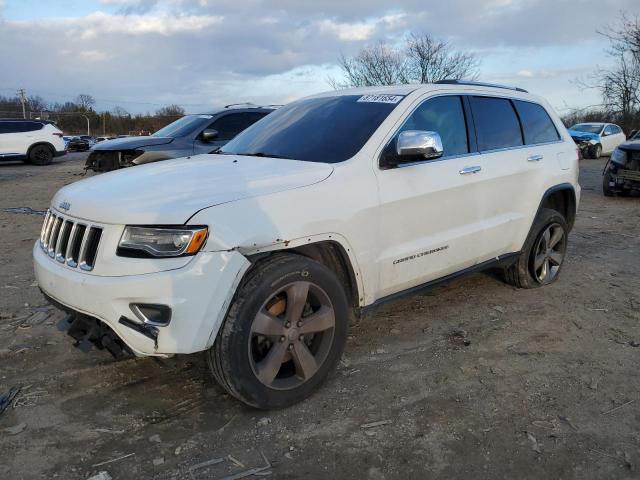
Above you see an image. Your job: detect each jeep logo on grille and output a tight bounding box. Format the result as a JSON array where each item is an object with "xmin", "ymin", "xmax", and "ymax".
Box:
[{"xmin": 58, "ymin": 201, "xmax": 71, "ymax": 211}]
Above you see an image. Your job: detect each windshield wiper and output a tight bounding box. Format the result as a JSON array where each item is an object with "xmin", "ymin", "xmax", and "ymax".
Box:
[{"xmin": 236, "ymin": 152, "xmax": 292, "ymax": 160}]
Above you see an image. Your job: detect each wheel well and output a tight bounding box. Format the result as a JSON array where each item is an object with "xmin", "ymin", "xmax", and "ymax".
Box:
[
  {"xmin": 540, "ymin": 186, "xmax": 576, "ymax": 230},
  {"xmin": 27, "ymin": 142, "xmax": 55, "ymax": 157},
  {"xmin": 247, "ymin": 241, "xmax": 360, "ymax": 310}
]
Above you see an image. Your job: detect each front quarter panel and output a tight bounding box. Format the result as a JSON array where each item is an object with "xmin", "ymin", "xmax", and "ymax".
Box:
[{"xmin": 189, "ymin": 160, "xmax": 378, "ymax": 305}]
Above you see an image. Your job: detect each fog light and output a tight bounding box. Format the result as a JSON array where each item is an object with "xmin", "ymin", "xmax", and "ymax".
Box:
[{"xmin": 130, "ymin": 303, "xmax": 172, "ymax": 327}]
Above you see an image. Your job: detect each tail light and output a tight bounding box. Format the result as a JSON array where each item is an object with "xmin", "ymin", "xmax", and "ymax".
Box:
[{"xmin": 52, "ymin": 132, "xmax": 64, "ymax": 138}]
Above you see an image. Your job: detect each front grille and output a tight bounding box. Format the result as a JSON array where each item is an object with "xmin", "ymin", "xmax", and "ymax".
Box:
[
  {"xmin": 40, "ymin": 210, "xmax": 103, "ymax": 271},
  {"xmin": 618, "ymin": 169, "xmax": 640, "ymax": 182},
  {"xmin": 85, "ymin": 151, "xmax": 120, "ymax": 172}
]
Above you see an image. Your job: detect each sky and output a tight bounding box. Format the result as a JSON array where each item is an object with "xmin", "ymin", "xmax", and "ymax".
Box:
[{"xmin": 0, "ymin": 0, "xmax": 637, "ymax": 115}]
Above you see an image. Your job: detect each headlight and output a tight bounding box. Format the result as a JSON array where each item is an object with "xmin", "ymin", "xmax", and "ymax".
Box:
[
  {"xmin": 610, "ymin": 148, "xmax": 627, "ymax": 165},
  {"xmin": 117, "ymin": 226, "xmax": 208, "ymax": 258}
]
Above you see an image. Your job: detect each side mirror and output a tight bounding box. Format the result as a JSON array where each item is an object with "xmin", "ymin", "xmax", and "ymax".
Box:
[
  {"xmin": 201, "ymin": 129, "xmax": 219, "ymax": 142},
  {"xmin": 396, "ymin": 130, "xmax": 443, "ymax": 160}
]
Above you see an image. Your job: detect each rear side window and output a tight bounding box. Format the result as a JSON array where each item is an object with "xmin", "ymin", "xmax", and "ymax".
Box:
[
  {"xmin": 604, "ymin": 125, "xmax": 615, "ymax": 135},
  {"xmin": 0, "ymin": 122, "xmax": 20, "ymax": 133},
  {"xmin": 470, "ymin": 97, "xmax": 523, "ymax": 151},
  {"xmin": 513, "ymin": 100, "xmax": 560, "ymax": 144},
  {"xmin": 0, "ymin": 122, "xmax": 43, "ymax": 133},
  {"xmin": 399, "ymin": 95, "xmax": 469, "ymax": 157},
  {"xmin": 23, "ymin": 122, "xmax": 44, "ymax": 132}
]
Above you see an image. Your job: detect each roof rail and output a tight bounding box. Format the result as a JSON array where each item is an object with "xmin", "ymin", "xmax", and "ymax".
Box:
[
  {"xmin": 435, "ymin": 79, "xmax": 528, "ymax": 93},
  {"xmin": 224, "ymin": 102, "xmax": 258, "ymax": 109}
]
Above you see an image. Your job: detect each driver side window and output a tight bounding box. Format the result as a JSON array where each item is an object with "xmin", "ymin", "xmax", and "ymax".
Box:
[
  {"xmin": 399, "ymin": 96, "xmax": 469, "ymax": 157},
  {"xmin": 604, "ymin": 125, "xmax": 615, "ymax": 136},
  {"xmin": 207, "ymin": 114, "xmax": 248, "ymax": 141}
]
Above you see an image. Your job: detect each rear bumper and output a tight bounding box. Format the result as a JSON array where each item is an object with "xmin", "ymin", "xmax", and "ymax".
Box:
[{"xmin": 34, "ymin": 242, "xmax": 250, "ymax": 356}]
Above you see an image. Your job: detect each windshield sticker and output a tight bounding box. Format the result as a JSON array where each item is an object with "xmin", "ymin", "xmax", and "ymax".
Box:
[{"xmin": 357, "ymin": 94, "xmax": 404, "ymax": 104}]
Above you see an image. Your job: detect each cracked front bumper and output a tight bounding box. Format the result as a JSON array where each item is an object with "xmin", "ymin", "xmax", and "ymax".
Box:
[{"xmin": 34, "ymin": 242, "xmax": 250, "ymax": 356}]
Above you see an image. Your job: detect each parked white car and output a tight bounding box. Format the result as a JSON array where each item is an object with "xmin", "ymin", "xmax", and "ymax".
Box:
[
  {"xmin": 0, "ymin": 120, "xmax": 66, "ymax": 165},
  {"xmin": 34, "ymin": 81, "xmax": 580, "ymax": 408},
  {"xmin": 568, "ymin": 122, "xmax": 626, "ymax": 159}
]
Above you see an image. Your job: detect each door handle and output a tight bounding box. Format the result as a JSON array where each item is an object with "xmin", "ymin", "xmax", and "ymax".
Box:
[
  {"xmin": 527, "ymin": 154, "xmax": 544, "ymax": 162},
  {"xmin": 459, "ymin": 165, "xmax": 481, "ymax": 175}
]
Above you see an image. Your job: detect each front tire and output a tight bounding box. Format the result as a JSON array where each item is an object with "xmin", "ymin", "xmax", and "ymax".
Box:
[
  {"xmin": 504, "ymin": 208, "xmax": 569, "ymax": 289},
  {"xmin": 589, "ymin": 144, "xmax": 602, "ymax": 159},
  {"xmin": 208, "ymin": 254, "xmax": 349, "ymax": 409},
  {"xmin": 28, "ymin": 145, "xmax": 54, "ymax": 165},
  {"xmin": 603, "ymin": 169, "xmax": 615, "ymax": 197}
]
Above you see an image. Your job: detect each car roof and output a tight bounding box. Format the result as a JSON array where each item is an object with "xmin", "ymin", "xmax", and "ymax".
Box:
[
  {"xmin": 0, "ymin": 118, "xmax": 46, "ymax": 122},
  {"xmin": 306, "ymin": 81, "xmax": 546, "ymax": 103}
]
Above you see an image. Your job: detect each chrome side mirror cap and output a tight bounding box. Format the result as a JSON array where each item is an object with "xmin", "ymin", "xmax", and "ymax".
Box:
[
  {"xmin": 201, "ymin": 129, "xmax": 219, "ymax": 142},
  {"xmin": 396, "ymin": 130, "xmax": 444, "ymax": 160}
]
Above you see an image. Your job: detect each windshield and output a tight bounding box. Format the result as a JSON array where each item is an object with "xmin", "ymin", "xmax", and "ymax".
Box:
[
  {"xmin": 219, "ymin": 94, "xmax": 404, "ymax": 163},
  {"xmin": 153, "ymin": 115, "xmax": 212, "ymax": 138},
  {"xmin": 571, "ymin": 124, "xmax": 603, "ymax": 134}
]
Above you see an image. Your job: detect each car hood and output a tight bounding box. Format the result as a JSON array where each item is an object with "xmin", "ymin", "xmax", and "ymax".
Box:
[
  {"xmin": 567, "ymin": 129, "xmax": 600, "ymax": 142},
  {"xmin": 51, "ymin": 154, "xmax": 334, "ymax": 224},
  {"xmin": 92, "ymin": 136, "xmax": 174, "ymax": 150}
]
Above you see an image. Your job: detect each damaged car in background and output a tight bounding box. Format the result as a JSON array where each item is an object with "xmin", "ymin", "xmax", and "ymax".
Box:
[
  {"xmin": 568, "ymin": 122, "xmax": 626, "ymax": 159},
  {"xmin": 85, "ymin": 105, "xmax": 274, "ymax": 172},
  {"xmin": 603, "ymin": 136, "xmax": 640, "ymax": 196}
]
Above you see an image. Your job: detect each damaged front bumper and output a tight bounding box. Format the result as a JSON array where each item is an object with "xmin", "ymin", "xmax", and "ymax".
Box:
[
  {"xmin": 34, "ymin": 242, "xmax": 250, "ymax": 357},
  {"xmin": 604, "ymin": 149, "xmax": 640, "ymax": 192}
]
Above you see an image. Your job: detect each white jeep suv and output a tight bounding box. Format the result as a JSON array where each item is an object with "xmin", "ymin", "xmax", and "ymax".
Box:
[
  {"xmin": 0, "ymin": 120, "xmax": 66, "ymax": 165},
  {"xmin": 34, "ymin": 81, "xmax": 580, "ymax": 408}
]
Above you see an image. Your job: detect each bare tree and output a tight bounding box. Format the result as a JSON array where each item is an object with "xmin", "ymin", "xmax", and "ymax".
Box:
[
  {"xmin": 405, "ymin": 33, "xmax": 480, "ymax": 83},
  {"xmin": 155, "ymin": 104, "xmax": 186, "ymax": 117},
  {"xmin": 331, "ymin": 33, "xmax": 480, "ymax": 88},
  {"xmin": 578, "ymin": 14, "xmax": 640, "ymax": 129},
  {"xmin": 331, "ymin": 42, "xmax": 407, "ymax": 88},
  {"xmin": 112, "ymin": 106, "xmax": 129, "ymax": 117},
  {"xmin": 75, "ymin": 94, "xmax": 96, "ymax": 111}
]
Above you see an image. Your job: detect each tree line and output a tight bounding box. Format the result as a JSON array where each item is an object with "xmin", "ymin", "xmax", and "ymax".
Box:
[{"xmin": 0, "ymin": 94, "xmax": 186, "ymax": 136}]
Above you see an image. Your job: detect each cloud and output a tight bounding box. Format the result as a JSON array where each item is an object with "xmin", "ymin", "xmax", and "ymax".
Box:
[
  {"xmin": 317, "ymin": 19, "xmax": 376, "ymax": 41},
  {"xmin": 1, "ymin": 0, "xmax": 636, "ymax": 113},
  {"xmin": 78, "ymin": 50, "xmax": 114, "ymax": 62}
]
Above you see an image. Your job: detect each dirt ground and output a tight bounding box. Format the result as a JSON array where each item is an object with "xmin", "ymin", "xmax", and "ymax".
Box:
[{"xmin": 0, "ymin": 153, "xmax": 639, "ymax": 480}]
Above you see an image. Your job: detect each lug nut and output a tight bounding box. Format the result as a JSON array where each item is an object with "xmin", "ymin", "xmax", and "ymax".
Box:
[
  {"xmin": 297, "ymin": 321, "xmax": 302, "ymax": 327},
  {"xmin": 279, "ymin": 336, "xmax": 285, "ymax": 342},
  {"xmin": 285, "ymin": 322, "xmax": 291, "ymax": 328},
  {"xmin": 288, "ymin": 344, "xmax": 294, "ymax": 351},
  {"xmin": 298, "ymin": 335, "xmax": 304, "ymax": 341}
]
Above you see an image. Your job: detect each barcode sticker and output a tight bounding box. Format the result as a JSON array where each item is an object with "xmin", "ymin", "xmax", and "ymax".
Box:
[{"xmin": 357, "ymin": 94, "xmax": 404, "ymax": 104}]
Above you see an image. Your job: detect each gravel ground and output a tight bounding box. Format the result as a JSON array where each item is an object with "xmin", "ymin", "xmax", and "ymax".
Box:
[{"xmin": 0, "ymin": 153, "xmax": 639, "ymax": 480}]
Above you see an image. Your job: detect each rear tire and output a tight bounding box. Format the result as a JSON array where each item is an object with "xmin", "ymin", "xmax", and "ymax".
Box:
[
  {"xmin": 28, "ymin": 145, "xmax": 54, "ymax": 165},
  {"xmin": 207, "ymin": 254, "xmax": 349, "ymax": 409},
  {"xmin": 504, "ymin": 208, "xmax": 569, "ymax": 289}
]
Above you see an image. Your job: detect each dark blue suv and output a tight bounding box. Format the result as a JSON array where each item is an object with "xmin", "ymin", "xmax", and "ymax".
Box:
[{"xmin": 86, "ymin": 106, "xmax": 274, "ymax": 172}]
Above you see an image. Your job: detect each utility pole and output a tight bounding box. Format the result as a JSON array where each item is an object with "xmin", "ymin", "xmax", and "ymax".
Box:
[{"xmin": 17, "ymin": 88, "xmax": 27, "ymax": 119}]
